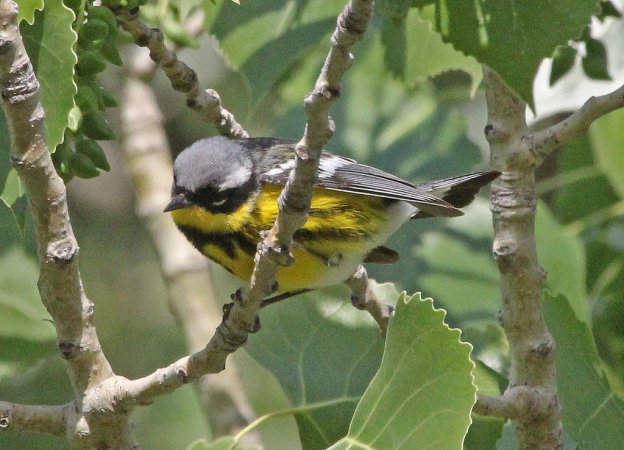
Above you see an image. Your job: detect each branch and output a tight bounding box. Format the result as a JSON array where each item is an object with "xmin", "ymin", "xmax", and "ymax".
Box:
[
  {"xmin": 237, "ymin": 0, "xmax": 375, "ymax": 319},
  {"xmin": 0, "ymin": 1, "xmax": 135, "ymax": 447},
  {"xmin": 1, "ymin": 0, "xmax": 375, "ymax": 444},
  {"xmin": 345, "ymin": 266, "xmax": 393, "ymax": 336},
  {"xmin": 104, "ymin": 3, "xmax": 248, "ymax": 139},
  {"xmin": 0, "ymin": 402, "xmax": 67, "ymax": 436},
  {"xmin": 474, "ymin": 387, "xmax": 555, "ymax": 420},
  {"xmin": 105, "ymin": 0, "xmax": 376, "ymax": 406},
  {"xmin": 110, "ymin": 1, "xmax": 389, "ymax": 333},
  {"xmin": 480, "ymin": 67, "xmax": 563, "ymax": 449},
  {"xmin": 119, "ymin": 48, "xmax": 257, "ymax": 441},
  {"xmin": 523, "ymin": 83, "xmax": 624, "ymax": 166}
]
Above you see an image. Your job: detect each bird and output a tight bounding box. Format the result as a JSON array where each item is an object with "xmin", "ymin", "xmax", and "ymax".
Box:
[{"xmin": 164, "ymin": 136, "xmax": 499, "ymax": 297}]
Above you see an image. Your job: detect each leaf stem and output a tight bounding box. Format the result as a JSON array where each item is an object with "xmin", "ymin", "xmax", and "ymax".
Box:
[{"xmin": 232, "ymin": 397, "xmax": 361, "ymax": 445}]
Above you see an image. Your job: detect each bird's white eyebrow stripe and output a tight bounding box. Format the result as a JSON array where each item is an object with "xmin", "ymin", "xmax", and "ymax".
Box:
[{"xmin": 219, "ymin": 166, "xmax": 252, "ymax": 191}]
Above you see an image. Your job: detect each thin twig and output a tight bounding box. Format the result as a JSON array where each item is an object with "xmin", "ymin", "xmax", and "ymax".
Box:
[
  {"xmin": 345, "ymin": 266, "xmax": 393, "ymax": 336},
  {"xmin": 119, "ymin": 48, "xmax": 256, "ymax": 440},
  {"xmin": 113, "ymin": 0, "xmax": 376, "ymax": 405},
  {"xmin": 0, "ymin": 0, "xmax": 376, "ymax": 444},
  {"xmin": 0, "ymin": 402, "xmax": 68, "ymax": 436},
  {"xmin": 474, "ymin": 387, "xmax": 552, "ymax": 420},
  {"xmin": 105, "ymin": 3, "xmax": 248, "ymax": 139},
  {"xmin": 523, "ymin": 83, "xmax": 624, "ymax": 166},
  {"xmin": 234, "ymin": 0, "xmax": 375, "ymax": 321}
]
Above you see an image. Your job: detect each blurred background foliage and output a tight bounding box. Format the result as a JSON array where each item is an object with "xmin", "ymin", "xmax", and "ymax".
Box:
[{"xmin": 2, "ymin": 0, "xmax": 624, "ymax": 448}]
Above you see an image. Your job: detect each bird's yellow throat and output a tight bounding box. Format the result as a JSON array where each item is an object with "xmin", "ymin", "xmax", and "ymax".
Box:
[{"xmin": 169, "ymin": 184, "xmax": 389, "ymax": 291}]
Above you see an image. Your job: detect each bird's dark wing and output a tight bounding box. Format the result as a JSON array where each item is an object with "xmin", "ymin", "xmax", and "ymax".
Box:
[
  {"xmin": 316, "ymin": 159, "xmax": 467, "ymax": 217},
  {"xmin": 246, "ymin": 137, "xmax": 498, "ymax": 218},
  {"xmin": 409, "ymin": 171, "xmax": 501, "ymax": 219}
]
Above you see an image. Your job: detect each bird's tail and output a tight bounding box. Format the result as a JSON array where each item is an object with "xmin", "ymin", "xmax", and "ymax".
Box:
[{"xmin": 411, "ymin": 171, "xmax": 500, "ymax": 219}]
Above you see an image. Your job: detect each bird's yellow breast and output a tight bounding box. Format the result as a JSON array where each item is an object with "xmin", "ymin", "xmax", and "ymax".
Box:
[{"xmin": 170, "ymin": 185, "xmax": 391, "ymax": 291}]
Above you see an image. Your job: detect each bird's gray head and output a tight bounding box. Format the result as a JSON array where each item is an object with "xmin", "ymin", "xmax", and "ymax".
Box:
[{"xmin": 165, "ymin": 136, "xmax": 257, "ymax": 214}]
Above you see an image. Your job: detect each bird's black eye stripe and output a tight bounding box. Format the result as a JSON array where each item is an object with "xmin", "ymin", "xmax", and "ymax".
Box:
[
  {"xmin": 187, "ymin": 186, "xmax": 249, "ymax": 214},
  {"xmin": 190, "ymin": 186, "xmax": 221, "ymax": 205},
  {"xmin": 182, "ymin": 173, "xmax": 257, "ymax": 214}
]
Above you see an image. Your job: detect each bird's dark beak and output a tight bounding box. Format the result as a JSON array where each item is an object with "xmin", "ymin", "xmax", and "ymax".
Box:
[{"xmin": 164, "ymin": 193, "xmax": 191, "ymax": 212}]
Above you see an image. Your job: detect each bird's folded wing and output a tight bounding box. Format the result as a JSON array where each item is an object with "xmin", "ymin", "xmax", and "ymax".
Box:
[{"xmin": 317, "ymin": 162, "xmax": 462, "ymax": 217}]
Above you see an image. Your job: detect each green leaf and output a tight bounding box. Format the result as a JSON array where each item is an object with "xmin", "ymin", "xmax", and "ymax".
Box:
[
  {"xmin": 465, "ymin": 415, "xmax": 505, "ymax": 450},
  {"xmin": 100, "ymin": 40, "xmax": 123, "ymax": 67},
  {"xmin": 87, "ymin": 6, "xmax": 118, "ymax": 36},
  {"xmin": 76, "ymin": 50, "xmax": 107, "ymax": 76},
  {"xmin": 79, "ymin": 18, "xmax": 110, "ymax": 42},
  {"xmin": 418, "ymin": 199, "xmax": 589, "ymax": 323},
  {"xmin": 433, "ymin": 0, "xmax": 599, "ymax": 108},
  {"xmin": 244, "ymin": 284, "xmax": 390, "ymax": 450},
  {"xmin": 64, "ymin": 0, "xmax": 83, "ymax": 13},
  {"xmin": 185, "ymin": 437, "xmax": 235, "ymax": 450},
  {"xmin": 184, "ymin": 436, "xmax": 259, "ymax": 450},
  {"xmin": 239, "ymin": 18, "xmax": 335, "ymax": 106},
  {"xmin": 379, "ymin": 5, "xmax": 482, "ymax": 91},
  {"xmin": 80, "ymin": 111, "xmax": 115, "ymax": 140},
  {"xmin": 536, "ymin": 203, "xmax": 588, "ymax": 322},
  {"xmin": 20, "ymin": 2, "xmax": 78, "ymax": 151},
  {"xmin": 0, "ymin": 336, "xmax": 55, "ymax": 382},
  {"xmin": 1, "ymin": 168, "xmax": 23, "ymax": 206},
  {"xmin": 550, "ymin": 46, "xmax": 577, "ymax": 86},
  {"xmin": 70, "ymin": 152, "xmax": 100, "ymax": 179},
  {"xmin": 598, "ymin": 1, "xmax": 622, "ymax": 20},
  {"xmin": 16, "ymin": 0, "xmax": 44, "ymax": 24},
  {"xmin": 0, "ymin": 170, "xmax": 28, "ymax": 239},
  {"xmin": 381, "ymin": 17, "xmax": 407, "ymax": 78},
  {"xmin": 473, "ymin": 359, "xmax": 506, "ymax": 397},
  {"xmin": 330, "ymin": 293, "xmax": 476, "ymax": 450},
  {"xmin": 379, "ymin": 0, "xmax": 412, "ymax": 77},
  {"xmin": 75, "ymin": 139, "xmax": 110, "ymax": 171},
  {"xmin": 413, "ymin": 0, "xmax": 436, "ymax": 6},
  {"xmin": 51, "ymin": 140, "xmax": 75, "ymax": 183},
  {"xmin": 67, "ymin": 105, "xmax": 82, "ymax": 132},
  {"xmin": 162, "ymin": 14, "xmax": 199, "ymax": 48},
  {"xmin": 0, "ymin": 111, "xmax": 11, "ymax": 193},
  {"xmin": 9, "ymin": 194, "xmax": 29, "ymax": 236},
  {"xmin": 495, "ymin": 422, "xmax": 517, "ymax": 450},
  {"xmin": 404, "ymin": 10, "xmax": 482, "ymax": 93},
  {"xmin": 210, "ymin": 1, "xmax": 344, "ymax": 106},
  {"xmin": 552, "ymin": 136, "xmax": 618, "ymax": 224},
  {"xmin": 211, "ymin": 1, "xmax": 336, "ymax": 67},
  {"xmin": 582, "ymin": 37, "xmax": 611, "ymax": 80},
  {"xmin": 417, "ymin": 199, "xmax": 500, "ymax": 321},
  {"xmin": 544, "ymin": 293, "xmax": 624, "ymax": 450},
  {"xmin": 379, "ymin": 0, "xmax": 414, "ymax": 18},
  {"xmin": 0, "ymin": 200, "xmax": 22, "ymax": 253},
  {"xmin": 0, "ymin": 247, "xmax": 55, "ymax": 341},
  {"xmin": 589, "ymin": 107, "xmax": 624, "ymax": 199}
]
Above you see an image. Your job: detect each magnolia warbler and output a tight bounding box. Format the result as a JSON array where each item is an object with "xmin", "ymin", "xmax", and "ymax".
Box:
[{"xmin": 164, "ymin": 137, "xmax": 499, "ymax": 295}]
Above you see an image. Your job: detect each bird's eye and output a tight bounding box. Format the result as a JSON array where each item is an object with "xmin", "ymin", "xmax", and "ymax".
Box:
[{"xmin": 211, "ymin": 198, "xmax": 227, "ymax": 207}]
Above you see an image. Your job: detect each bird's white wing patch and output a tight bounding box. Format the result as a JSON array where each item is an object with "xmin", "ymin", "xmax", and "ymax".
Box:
[
  {"xmin": 318, "ymin": 155, "xmax": 352, "ymax": 178},
  {"xmin": 264, "ymin": 159, "xmax": 296, "ymax": 177}
]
